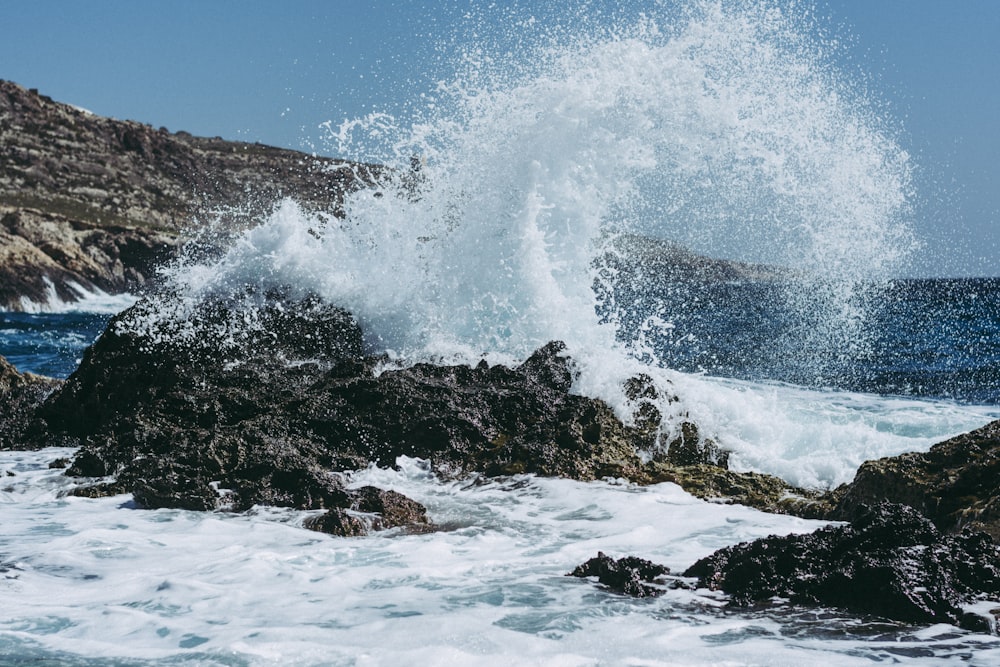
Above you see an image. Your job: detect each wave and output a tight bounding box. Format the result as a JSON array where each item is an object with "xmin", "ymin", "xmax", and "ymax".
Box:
[
  {"xmin": 13, "ymin": 277, "xmax": 137, "ymax": 315},
  {"xmin": 128, "ymin": 1, "xmax": 958, "ymax": 484}
]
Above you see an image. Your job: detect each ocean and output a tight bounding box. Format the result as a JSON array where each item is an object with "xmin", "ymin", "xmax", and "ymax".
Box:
[{"xmin": 4, "ymin": 1, "xmax": 1000, "ymax": 664}]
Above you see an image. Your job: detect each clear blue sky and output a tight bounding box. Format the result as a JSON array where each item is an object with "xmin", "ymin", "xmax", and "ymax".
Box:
[{"xmin": 2, "ymin": 1, "xmax": 997, "ymax": 276}]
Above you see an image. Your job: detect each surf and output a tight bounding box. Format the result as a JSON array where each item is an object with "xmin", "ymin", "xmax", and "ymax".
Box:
[{"xmin": 139, "ymin": 0, "xmax": 961, "ymax": 486}]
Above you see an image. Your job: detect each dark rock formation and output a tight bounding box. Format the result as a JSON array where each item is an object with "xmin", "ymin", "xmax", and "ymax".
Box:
[
  {"xmin": 24, "ymin": 288, "xmax": 686, "ymax": 533},
  {"xmin": 32, "ymin": 291, "xmax": 659, "ymax": 497},
  {"xmin": 0, "ymin": 79, "xmax": 380, "ymax": 309},
  {"xmin": 568, "ymin": 552, "xmax": 674, "ymax": 598},
  {"xmin": 0, "ymin": 354, "xmax": 61, "ymax": 450},
  {"xmin": 826, "ymin": 420, "xmax": 1000, "ymax": 541},
  {"xmin": 684, "ymin": 502, "xmax": 1000, "ymax": 631},
  {"xmin": 12, "ymin": 281, "xmax": 823, "ymax": 527}
]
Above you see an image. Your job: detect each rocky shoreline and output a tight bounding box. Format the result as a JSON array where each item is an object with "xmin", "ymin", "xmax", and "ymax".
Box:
[
  {"xmin": 3, "ymin": 79, "xmax": 999, "ymax": 636},
  {"xmin": 2, "ymin": 286, "xmax": 1000, "ymax": 632}
]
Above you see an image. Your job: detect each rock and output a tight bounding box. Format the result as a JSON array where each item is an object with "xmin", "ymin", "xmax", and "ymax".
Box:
[
  {"xmin": 35, "ymin": 290, "xmax": 365, "ymax": 509},
  {"xmin": 304, "ymin": 486, "xmax": 430, "ymax": 537},
  {"xmin": 26, "ymin": 285, "xmax": 826, "ymax": 524},
  {"xmin": 0, "ymin": 207, "xmax": 175, "ymax": 308},
  {"xmin": 683, "ymin": 502, "xmax": 1000, "ymax": 631},
  {"xmin": 27, "ymin": 288, "xmax": 670, "ymax": 522},
  {"xmin": 568, "ymin": 552, "xmax": 674, "ymax": 598},
  {"xmin": 644, "ymin": 462, "xmax": 828, "ymax": 517},
  {"xmin": 622, "ymin": 372, "xmax": 729, "ymax": 468},
  {"xmin": 827, "ymin": 420, "xmax": 1000, "ymax": 540},
  {"xmin": 0, "ymin": 79, "xmax": 381, "ymax": 310},
  {"xmin": 0, "ymin": 354, "xmax": 61, "ymax": 450},
  {"xmin": 295, "ymin": 342, "xmax": 652, "ymax": 480},
  {"xmin": 617, "ymin": 373, "xmax": 820, "ymax": 514}
]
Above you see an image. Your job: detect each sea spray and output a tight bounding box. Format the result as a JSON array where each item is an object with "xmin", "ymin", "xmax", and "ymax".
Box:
[{"xmin": 146, "ymin": 0, "xmax": 926, "ymax": 484}]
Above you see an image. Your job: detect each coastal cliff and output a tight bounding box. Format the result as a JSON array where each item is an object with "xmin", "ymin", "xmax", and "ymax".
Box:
[{"xmin": 0, "ymin": 79, "xmax": 378, "ymax": 309}]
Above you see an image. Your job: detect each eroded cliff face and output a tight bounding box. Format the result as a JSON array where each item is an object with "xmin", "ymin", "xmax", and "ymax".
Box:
[{"xmin": 0, "ymin": 79, "xmax": 378, "ymax": 309}]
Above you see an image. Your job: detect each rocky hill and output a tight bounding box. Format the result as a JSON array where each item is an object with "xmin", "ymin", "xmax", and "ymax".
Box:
[{"xmin": 0, "ymin": 79, "xmax": 378, "ymax": 310}]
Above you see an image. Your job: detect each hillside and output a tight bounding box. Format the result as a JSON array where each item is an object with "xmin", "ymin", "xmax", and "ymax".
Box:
[{"xmin": 0, "ymin": 80, "xmax": 378, "ymax": 310}]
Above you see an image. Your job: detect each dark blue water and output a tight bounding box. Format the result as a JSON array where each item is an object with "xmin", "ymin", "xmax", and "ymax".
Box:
[
  {"xmin": 0, "ymin": 311, "xmax": 111, "ymax": 378},
  {"xmin": 610, "ymin": 277, "xmax": 1000, "ymax": 405},
  {"xmin": 3, "ymin": 278, "xmax": 999, "ymax": 405}
]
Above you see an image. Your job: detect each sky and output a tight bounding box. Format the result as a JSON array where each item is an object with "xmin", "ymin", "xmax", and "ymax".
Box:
[{"xmin": 1, "ymin": 1, "xmax": 998, "ymax": 277}]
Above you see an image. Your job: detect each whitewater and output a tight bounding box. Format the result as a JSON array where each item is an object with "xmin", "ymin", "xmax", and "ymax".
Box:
[{"xmin": 3, "ymin": 1, "xmax": 1000, "ymax": 664}]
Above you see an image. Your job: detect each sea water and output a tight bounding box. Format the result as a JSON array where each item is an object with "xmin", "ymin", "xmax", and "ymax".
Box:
[{"xmin": 3, "ymin": 1, "xmax": 1000, "ymax": 664}]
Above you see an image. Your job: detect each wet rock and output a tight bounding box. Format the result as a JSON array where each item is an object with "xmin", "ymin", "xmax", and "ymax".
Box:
[
  {"xmin": 683, "ymin": 502, "xmax": 1000, "ymax": 631},
  {"xmin": 26, "ymin": 285, "xmax": 831, "ymax": 526},
  {"xmin": 622, "ymin": 372, "xmax": 728, "ymax": 468},
  {"xmin": 28, "ymin": 290, "xmax": 674, "ymax": 536},
  {"xmin": 304, "ymin": 486, "xmax": 430, "ymax": 537},
  {"xmin": 0, "ymin": 354, "xmax": 61, "ymax": 450},
  {"xmin": 827, "ymin": 420, "xmax": 1000, "ymax": 540},
  {"xmin": 295, "ymin": 340, "xmax": 652, "ymax": 480},
  {"xmin": 569, "ymin": 552, "xmax": 673, "ymax": 598},
  {"xmin": 644, "ymin": 462, "xmax": 828, "ymax": 518}
]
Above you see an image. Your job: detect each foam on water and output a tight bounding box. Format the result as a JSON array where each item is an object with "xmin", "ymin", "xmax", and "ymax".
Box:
[
  {"xmin": 670, "ymin": 373, "xmax": 1000, "ymax": 488},
  {"xmin": 5, "ymin": 449, "xmax": 1000, "ymax": 666}
]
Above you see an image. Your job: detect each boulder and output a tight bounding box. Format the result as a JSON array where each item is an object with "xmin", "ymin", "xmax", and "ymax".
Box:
[
  {"xmin": 568, "ymin": 552, "xmax": 674, "ymax": 598},
  {"xmin": 683, "ymin": 502, "xmax": 1000, "ymax": 631},
  {"xmin": 827, "ymin": 420, "xmax": 1000, "ymax": 540}
]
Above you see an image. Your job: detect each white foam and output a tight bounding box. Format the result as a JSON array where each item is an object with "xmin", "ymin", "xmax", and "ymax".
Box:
[
  {"xmin": 3, "ymin": 450, "xmax": 999, "ymax": 665},
  {"xmin": 671, "ymin": 373, "xmax": 1000, "ymax": 488},
  {"xmin": 155, "ymin": 0, "xmax": 914, "ymax": 367},
  {"xmin": 13, "ymin": 277, "xmax": 136, "ymax": 315}
]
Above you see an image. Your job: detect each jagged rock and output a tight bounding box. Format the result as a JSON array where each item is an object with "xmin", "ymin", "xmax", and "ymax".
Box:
[
  {"xmin": 26, "ymin": 290, "xmax": 673, "ymax": 535},
  {"xmin": 683, "ymin": 502, "xmax": 1000, "ymax": 631},
  {"xmin": 0, "ymin": 79, "xmax": 380, "ymax": 310},
  {"xmin": 0, "ymin": 354, "xmax": 61, "ymax": 450},
  {"xmin": 0, "ymin": 206, "xmax": 175, "ymax": 308},
  {"xmin": 826, "ymin": 420, "xmax": 1000, "ymax": 540},
  {"xmin": 26, "ymin": 285, "xmax": 828, "ymax": 521},
  {"xmin": 568, "ymin": 552, "xmax": 673, "ymax": 597},
  {"xmin": 622, "ymin": 372, "xmax": 728, "ymax": 468}
]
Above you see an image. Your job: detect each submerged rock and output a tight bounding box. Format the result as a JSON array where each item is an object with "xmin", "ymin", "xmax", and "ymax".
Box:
[
  {"xmin": 827, "ymin": 420, "xmax": 1000, "ymax": 540},
  {"xmin": 683, "ymin": 502, "xmax": 1000, "ymax": 631}
]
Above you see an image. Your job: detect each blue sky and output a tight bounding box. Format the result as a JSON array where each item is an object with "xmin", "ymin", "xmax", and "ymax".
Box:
[{"xmin": 2, "ymin": 1, "xmax": 997, "ymax": 276}]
